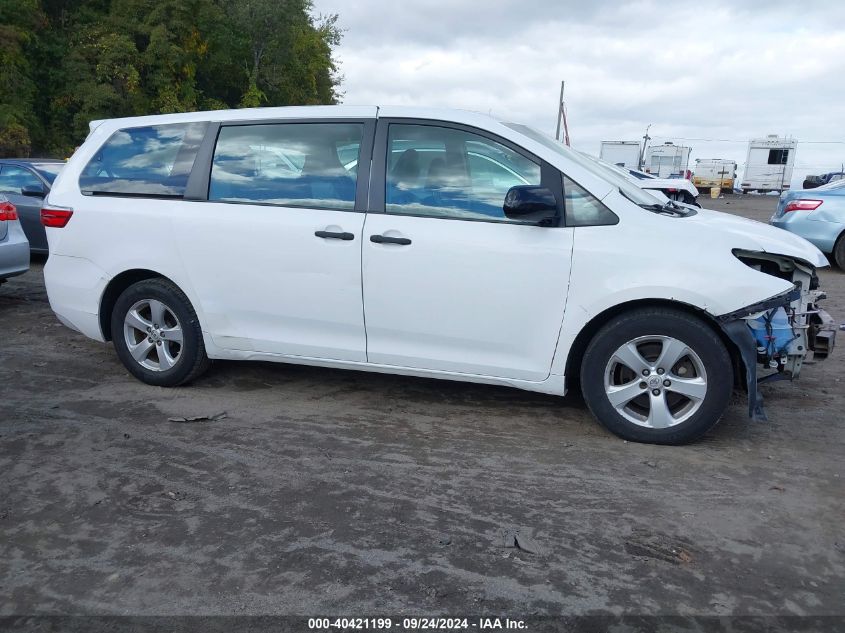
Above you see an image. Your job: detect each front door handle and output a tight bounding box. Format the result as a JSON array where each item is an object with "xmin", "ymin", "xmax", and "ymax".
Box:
[
  {"xmin": 370, "ymin": 234, "xmax": 412, "ymax": 245},
  {"xmin": 315, "ymin": 230, "xmax": 355, "ymax": 241}
]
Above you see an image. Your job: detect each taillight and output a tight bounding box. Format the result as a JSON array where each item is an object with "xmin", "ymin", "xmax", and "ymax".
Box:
[
  {"xmin": 783, "ymin": 199, "xmax": 823, "ymax": 213},
  {"xmin": 0, "ymin": 200, "xmax": 17, "ymax": 221},
  {"xmin": 41, "ymin": 206, "xmax": 73, "ymax": 228}
]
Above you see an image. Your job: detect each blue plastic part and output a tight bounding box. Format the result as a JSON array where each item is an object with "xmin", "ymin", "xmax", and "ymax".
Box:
[{"xmin": 747, "ymin": 307, "xmax": 795, "ymax": 356}]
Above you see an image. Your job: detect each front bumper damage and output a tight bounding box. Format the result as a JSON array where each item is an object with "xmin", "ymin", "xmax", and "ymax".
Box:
[{"xmin": 717, "ymin": 254, "xmax": 837, "ymax": 421}]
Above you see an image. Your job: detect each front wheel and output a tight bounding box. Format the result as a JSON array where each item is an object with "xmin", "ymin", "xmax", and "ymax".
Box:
[
  {"xmin": 111, "ymin": 278, "xmax": 210, "ymax": 387},
  {"xmin": 580, "ymin": 308, "xmax": 733, "ymax": 445}
]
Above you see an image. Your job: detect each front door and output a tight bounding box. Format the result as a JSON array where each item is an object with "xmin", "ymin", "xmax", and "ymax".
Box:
[{"xmin": 362, "ymin": 121, "xmax": 574, "ymax": 382}]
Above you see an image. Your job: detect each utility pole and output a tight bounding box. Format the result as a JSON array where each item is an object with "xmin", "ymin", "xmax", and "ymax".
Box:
[
  {"xmin": 554, "ymin": 81, "xmax": 570, "ymax": 146},
  {"xmin": 638, "ymin": 124, "xmax": 652, "ymax": 171},
  {"xmin": 778, "ymin": 133, "xmax": 788, "ymax": 193}
]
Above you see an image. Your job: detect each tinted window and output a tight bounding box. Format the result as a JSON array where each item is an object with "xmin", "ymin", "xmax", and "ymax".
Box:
[
  {"xmin": 0, "ymin": 165, "xmax": 42, "ymax": 194},
  {"xmin": 563, "ymin": 175, "xmax": 618, "ymax": 227},
  {"xmin": 386, "ymin": 124, "xmax": 541, "ymax": 222},
  {"xmin": 80, "ymin": 122, "xmax": 208, "ymax": 197},
  {"xmin": 209, "ymin": 123, "xmax": 362, "ymax": 210},
  {"xmin": 768, "ymin": 149, "xmax": 789, "ymax": 165}
]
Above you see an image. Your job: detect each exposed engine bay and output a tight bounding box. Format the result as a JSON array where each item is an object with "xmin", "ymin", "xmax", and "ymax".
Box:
[{"xmin": 718, "ymin": 250, "xmax": 837, "ymax": 420}]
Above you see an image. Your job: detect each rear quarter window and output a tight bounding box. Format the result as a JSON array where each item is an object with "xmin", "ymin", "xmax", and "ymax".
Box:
[{"xmin": 79, "ymin": 122, "xmax": 208, "ymax": 197}]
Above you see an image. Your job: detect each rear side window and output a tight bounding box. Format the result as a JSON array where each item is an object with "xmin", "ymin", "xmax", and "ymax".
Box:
[
  {"xmin": 208, "ymin": 123, "xmax": 363, "ymax": 211},
  {"xmin": 80, "ymin": 122, "xmax": 208, "ymax": 197}
]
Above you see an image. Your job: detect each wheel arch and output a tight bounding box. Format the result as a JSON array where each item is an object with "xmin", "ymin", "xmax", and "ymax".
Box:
[
  {"xmin": 99, "ymin": 269, "xmax": 170, "ymax": 341},
  {"xmin": 563, "ymin": 298, "xmax": 743, "ymax": 394}
]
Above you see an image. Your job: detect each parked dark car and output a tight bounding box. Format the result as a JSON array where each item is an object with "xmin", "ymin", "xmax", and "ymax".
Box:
[
  {"xmin": 803, "ymin": 171, "xmax": 844, "ymax": 190},
  {"xmin": 0, "ymin": 158, "xmax": 65, "ymax": 253}
]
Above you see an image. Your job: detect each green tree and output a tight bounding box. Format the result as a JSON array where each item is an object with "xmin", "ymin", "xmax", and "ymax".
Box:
[
  {"xmin": 0, "ymin": 0, "xmax": 44, "ymax": 155},
  {"xmin": 0, "ymin": 0, "xmax": 344, "ymax": 157},
  {"xmin": 218, "ymin": 0, "xmax": 340, "ymax": 107}
]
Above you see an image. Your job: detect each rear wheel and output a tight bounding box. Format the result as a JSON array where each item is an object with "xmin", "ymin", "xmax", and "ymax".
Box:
[
  {"xmin": 111, "ymin": 278, "xmax": 210, "ymax": 386},
  {"xmin": 833, "ymin": 232, "xmax": 845, "ymax": 270},
  {"xmin": 580, "ymin": 308, "xmax": 733, "ymax": 445}
]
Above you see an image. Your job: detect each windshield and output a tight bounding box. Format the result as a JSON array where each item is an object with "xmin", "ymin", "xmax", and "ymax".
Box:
[
  {"xmin": 33, "ymin": 162, "xmax": 64, "ymax": 183},
  {"xmin": 503, "ymin": 122, "xmax": 660, "ymax": 207}
]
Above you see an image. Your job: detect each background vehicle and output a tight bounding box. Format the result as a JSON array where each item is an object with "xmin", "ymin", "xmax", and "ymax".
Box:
[
  {"xmin": 741, "ymin": 135, "xmax": 796, "ymax": 193},
  {"xmin": 599, "ymin": 141, "xmax": 641, "ymax": 170},
  {"xmin": 585, "ymin": 155, "xmax": 701, "ymax": 206},
  {"xmin": 0, "ymin": 159, "xmax": 65, "ymax": 253},
  {"xmin": 771, "ymin": 179, "xmax": 845, "ymax": 269},
  {"xmin": 0, "ymin": 195, "xmax": 30, "ymax": 283},
  {"xmin": 803, "ymin": 171, "xmax": 844, "ymax": 189},
  {"xmin": 42, "ymin": 106, "xmax": 834, "ymax": 445},
  {"xmin": 693, "ymin": 159, "xmax": 737, "ymax": 192},
  {"xmin": 644, "ymin": 142, "xmax": 691, "ymax": 178}
]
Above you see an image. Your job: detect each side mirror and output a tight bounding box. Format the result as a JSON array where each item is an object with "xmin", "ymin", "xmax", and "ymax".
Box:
[
  {"xmin": 22, "ymin": 183, "xmax": 46, "ymax": 198},
  {"xmin": 503, "ymin": 185, "xmax": 558, "ymax": 224}
]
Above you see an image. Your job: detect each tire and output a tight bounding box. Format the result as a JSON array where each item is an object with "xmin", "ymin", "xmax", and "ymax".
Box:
[
  {"xmin": 111, "ymin": 278, "xmax": 210, "ymax": 387},
  {"xmin": 580, "ymin": 307, "xmax": 733, "ymax": 445},
  {"xmin": 682, "ymin": 192, "xmax": 702, "ymax": 207},
  {"xmin": 833, "ymin": 232, "xmax": 845, "ymax": 271}
]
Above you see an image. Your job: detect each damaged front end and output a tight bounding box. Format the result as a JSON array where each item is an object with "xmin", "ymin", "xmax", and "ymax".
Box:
[{"xmin": 718, "ymin": 250, "xmax": 837, "ymax": 421}]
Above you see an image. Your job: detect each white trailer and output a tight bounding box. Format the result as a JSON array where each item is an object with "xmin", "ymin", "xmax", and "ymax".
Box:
[
  {"xmin": 740, "ymin": 135, "xmax": 797, "ymax": 193},
  {"xmin": 599, "ymin": 141, "xmax": 641, "ymax": 170},
  {"xmin": 645, "ymin": 142, "xmax": 692, "ymax": 178},
  {"xmin": 693, "ymin": 159, "xmax": 737, "ymax": 192}
]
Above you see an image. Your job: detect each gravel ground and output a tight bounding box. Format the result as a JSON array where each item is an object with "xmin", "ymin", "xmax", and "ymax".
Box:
[{"xmin": 1, "ymin": 194, "xmax": 843, "ymax": 617}]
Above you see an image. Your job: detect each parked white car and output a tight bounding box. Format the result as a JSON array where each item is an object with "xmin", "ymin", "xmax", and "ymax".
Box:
[
  {"xmin": 626, "ymin": 168, "xmax": 701, "ymax": 206},
  {"xmin": 583, "ymin": 153, "xmax": 700, "ymax": 206},
  {"xmin": 42, "ymin": 106, "xmax": 836, "ymax": 444}
]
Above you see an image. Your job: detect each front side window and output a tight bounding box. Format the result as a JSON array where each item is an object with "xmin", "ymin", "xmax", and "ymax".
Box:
[
  {"xmin": 386, "ymin": 124, "xmax": 541, "ymax": 222},
  {"xmin": 209, "ymin": 123, "xmax": 362, "ymax": 210},
  {"xmin": 0, "ymin": 165, "xmax": 42, "ymax": 194},
  {"xmin": 80, "ymin": 122, "xmax": 208, "ymax": 197}
]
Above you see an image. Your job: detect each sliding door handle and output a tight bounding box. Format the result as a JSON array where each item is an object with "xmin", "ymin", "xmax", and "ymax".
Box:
[
  {"xmin": 370, "ymin": 234, "xmax": 411, "ymax": 245},
  {"xmin": 315, "ymin": 230, "xmax": 355, "ymax": 241}
]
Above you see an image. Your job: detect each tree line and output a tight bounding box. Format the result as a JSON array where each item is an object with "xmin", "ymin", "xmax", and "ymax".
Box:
[{"xmin": 0, "ymin": 0, "xmax": 342, "ymax": 157}]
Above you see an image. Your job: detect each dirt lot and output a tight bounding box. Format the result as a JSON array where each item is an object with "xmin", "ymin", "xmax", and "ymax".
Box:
[{"xmin": 1, "ymin": 194, "xmax": 843, "ymax": 618}]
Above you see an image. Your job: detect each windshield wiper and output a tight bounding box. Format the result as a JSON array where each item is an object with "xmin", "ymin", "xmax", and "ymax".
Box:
[{"xmin": 639, "ymin": 200, "xmax": 693, "ymax": 217}]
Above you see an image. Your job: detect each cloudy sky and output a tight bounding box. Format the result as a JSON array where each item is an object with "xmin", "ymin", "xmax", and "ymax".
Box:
[{"xmin": 312, "ymin": 0, "xmax": 845, "ymax": 187}]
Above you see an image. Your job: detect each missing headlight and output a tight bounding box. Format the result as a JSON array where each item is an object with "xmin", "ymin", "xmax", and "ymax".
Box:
[{"xmin": 732, "ymin": 249, "xmax": 809, "ymax": 283}]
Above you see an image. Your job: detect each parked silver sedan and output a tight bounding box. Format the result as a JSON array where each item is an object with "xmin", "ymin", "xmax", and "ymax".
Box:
[
  {"xmin": 771, "ymin": 179, "xmax": 845, "ymax": 269},
  {"xmin": 0, "ymin": 195, "xmax": 29, "ymax": 284}
]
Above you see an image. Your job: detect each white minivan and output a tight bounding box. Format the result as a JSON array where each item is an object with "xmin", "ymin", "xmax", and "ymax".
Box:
[{"xmin": 42, "ymin": 106, "xmax": 836, "ymax": 444}]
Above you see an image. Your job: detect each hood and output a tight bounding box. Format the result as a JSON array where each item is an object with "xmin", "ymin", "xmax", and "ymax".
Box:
[{"xmin": 688, "ymin": 207, "xmax": 829, "ymax": 268}]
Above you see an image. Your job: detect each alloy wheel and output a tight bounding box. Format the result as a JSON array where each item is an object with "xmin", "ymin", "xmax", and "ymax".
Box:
[
  {"xmin": 603, "ymin": 335, "xmax": 708, "ymax": 429},
  {"xmin": 122, "ymin": 299, "xmax": 184, "ymax": 372}
]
